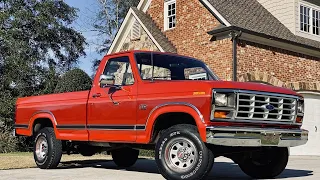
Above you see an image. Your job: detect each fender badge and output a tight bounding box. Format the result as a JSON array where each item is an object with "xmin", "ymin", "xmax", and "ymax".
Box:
[{"xmin": 193, "ymin": 92, "xmax": 206, "ymax": 95}]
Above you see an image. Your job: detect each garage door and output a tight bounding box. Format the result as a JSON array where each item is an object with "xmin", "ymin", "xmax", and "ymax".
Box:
[{"xmin": 290, "ymin": 93, "xmax": 320, "ymax": 155}]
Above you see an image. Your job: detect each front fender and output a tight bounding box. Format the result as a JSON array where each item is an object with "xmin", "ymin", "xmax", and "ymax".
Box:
[
  {"xmin": 27, "ymin": 111, "xmax": 59, "ymax": 137},
  {"xmin": 144, "ymin": 103, "xmax": 207, "ymax": 143}
]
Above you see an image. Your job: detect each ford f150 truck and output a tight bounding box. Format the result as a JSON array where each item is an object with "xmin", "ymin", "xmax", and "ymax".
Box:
[{"xmin": 15, "ymin": 51, "xmax": 308, "ymax": 180}]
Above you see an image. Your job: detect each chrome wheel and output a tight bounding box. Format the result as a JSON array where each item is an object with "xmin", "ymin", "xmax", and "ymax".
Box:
[
  {"xmin": 35, "ymin": 136, "xmax": 48, "ymax": 161},
  {"xmin": 165, "ymin": 137, "xmax": 198, "ymax": 173}
]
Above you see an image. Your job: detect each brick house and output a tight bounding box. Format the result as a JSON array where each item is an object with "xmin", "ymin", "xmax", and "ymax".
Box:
[{"xmin": 108, "ymin": 0, "xmax": 320, "ymax": 155}]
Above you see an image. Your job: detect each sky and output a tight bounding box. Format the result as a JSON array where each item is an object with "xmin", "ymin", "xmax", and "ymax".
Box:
[{"xmin": 64, "ymin": 0, "xmax": 102, "ymax": 76}]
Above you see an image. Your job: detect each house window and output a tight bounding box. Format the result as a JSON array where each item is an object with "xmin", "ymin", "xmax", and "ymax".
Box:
[
  {"xmin": 164, "ymin": 0, "xmax": 176, "ymax": 30},
  {"xmin": 300, "ymin": 4, "xmax": 320, "ymax": 36},
  {"xmin": 313, "ymin": 9, "xmax": 320, "ymax": 35},
  {"xmin": 300, "ymin": 5, "xmax": 310, "ymax": 32}
]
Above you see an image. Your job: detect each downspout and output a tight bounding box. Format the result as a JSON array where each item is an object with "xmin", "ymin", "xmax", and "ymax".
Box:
[{"xmin": 230, "ymin": 31, "xmax": 242, "ymax": 81}]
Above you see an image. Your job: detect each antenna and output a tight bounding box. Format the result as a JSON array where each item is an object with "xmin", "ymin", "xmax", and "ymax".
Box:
[
  {"xmin": 151, "ymin": 50, "xmax": 154, "ymax": 82},
  {"xmin": 150, "ymin": 15, "xmax": 154, "ymax": 82}
]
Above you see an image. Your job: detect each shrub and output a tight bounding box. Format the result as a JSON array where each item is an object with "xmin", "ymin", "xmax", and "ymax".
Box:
[
  {"xmin": 54, "ymin": 68, "xmax": 92, "ymax": 93},
  {"xmin": 0, "ymin": 131, "xmax": 18, "ymax": 153}
]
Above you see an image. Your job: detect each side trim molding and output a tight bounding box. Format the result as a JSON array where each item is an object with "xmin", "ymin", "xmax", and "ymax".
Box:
[
  {"xmin": 15, "ymin": 124, "xmax": 29, "ymax": 129},
  {"xmin": 56, "ymin": 124, "xmax": 146, "ymax": 131},
  {"xmin": 56, "ymin": 125, "xmax": 86, "ymax": 130},
  {"xmin": 87, "ymin": 125, "xmax": 135, "ymax": 130}
]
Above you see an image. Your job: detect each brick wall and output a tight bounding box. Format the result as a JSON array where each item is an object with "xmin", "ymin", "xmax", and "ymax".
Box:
[
  {"xmin": 237, "ymin": 40, "xmax": 320, "ymax": 84},
  {"xmin": 147, "ymin": 0, "xmax": 233, "ymax": 80},
  {"xmin": 142, "ymin": 0, "xmax": 319, "ymax": 87}
]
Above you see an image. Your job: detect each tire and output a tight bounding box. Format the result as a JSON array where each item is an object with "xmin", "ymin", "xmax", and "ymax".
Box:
[
  {"xmin": 238, "ymin": 147, "xmax": 288, "ymax": 179},
  {"xmin": 33, "ymin": 127, "xmax": 62, "ymax": 169},
  {"xmin": 78, "ymin": 145, "xmax": 97, "ymax": 157},
  {"xmin": 112, "ymin": 147, "xmax": 139, "ymax": 168},
  {"xmin": 155, "ymin": 124, "xmax": 214, "ymax": 180}
]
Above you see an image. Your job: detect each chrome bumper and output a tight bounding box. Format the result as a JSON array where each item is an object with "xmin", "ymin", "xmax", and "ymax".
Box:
[{"xmin": 206, "ymin": 126, "xmax": 308, "ymax": 147}]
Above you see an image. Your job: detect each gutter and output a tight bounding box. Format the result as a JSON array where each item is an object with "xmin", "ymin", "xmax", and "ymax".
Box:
[
  {"xmin": 208, "ymin": 26, "xmax": 320, "ymax": 51},
  {"xmin": 208, "ymin": 26, "xmax": 320, "ymax": 59},
  {"xmin": 230, "ymin": 31, "xmax": 242, "ymax": 81}
]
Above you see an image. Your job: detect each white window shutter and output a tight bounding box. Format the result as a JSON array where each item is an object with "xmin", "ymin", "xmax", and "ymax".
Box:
[{"xmin": 131, "ymin": 19, "xmax": 141, "ymax": 40}]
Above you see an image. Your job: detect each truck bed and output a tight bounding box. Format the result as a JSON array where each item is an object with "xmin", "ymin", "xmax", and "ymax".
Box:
[{"xmin": 15, "ymin": 91, "xmax": 90, "ymax": 138}]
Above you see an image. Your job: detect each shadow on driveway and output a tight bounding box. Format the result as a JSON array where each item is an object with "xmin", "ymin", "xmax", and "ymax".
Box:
[{"xmin": 59, "ymin": 158, "xmax": 313, "ymax": 179}]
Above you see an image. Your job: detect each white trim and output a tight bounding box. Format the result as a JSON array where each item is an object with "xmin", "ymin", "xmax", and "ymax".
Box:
[
  {"xmin": 164, "ymin": 0, "xmax": 176, "ymax": 31},
  {"xmin": 137, "ymin": 0, "xmax": 152, "ymax": 13},
  {"xmin": 200, "ymin": 0, "xmax": 231, "ymax": 26},
  {"xmin": 300, "ymin": 0, "xmax": 320, "ymax": 10},
  {"xmin": 143, "ymin": 0, "xmax": 152, "ymax": 12},
  {"xmin": 108, "ymin": 9, "xmax": 134, "ymax": 54},
  {"xmin": 298, "ymin": 1, "xmax": 320, "ymax": 36},
  {"xmin": 116, "ymin": 16, "xmax": 135, "ymax": 52},
  {"xmin": 108, "ymin": 8, "xmax": 165, "ymax": 54},
  {"xmin": 131, "ymin": 11, "xmax": 165, "ymax": 52},
  {"xmin": 137, "ymin": 0, "xmax": 144, "ymax": 9}
]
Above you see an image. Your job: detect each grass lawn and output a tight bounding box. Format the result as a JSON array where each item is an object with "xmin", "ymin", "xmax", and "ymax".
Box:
[{"xmin": 0, "ymin": 153, "xmax": 111, "ymax": 170}]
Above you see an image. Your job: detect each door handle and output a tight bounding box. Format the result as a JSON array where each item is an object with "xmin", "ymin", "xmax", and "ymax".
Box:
[{"xmin": 92, "ymin": 93, "xmax": 101, "ymax": 98}]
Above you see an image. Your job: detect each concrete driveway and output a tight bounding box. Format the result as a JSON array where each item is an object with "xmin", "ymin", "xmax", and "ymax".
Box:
[{"xmin": 0, "ymin": 156, "xmax": 317, "ymax": 180}]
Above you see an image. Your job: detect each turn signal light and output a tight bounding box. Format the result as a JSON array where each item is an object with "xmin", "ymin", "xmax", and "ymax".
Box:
[
  {"xmin": 214, "ymin": 111, "xmax": 228, "ymax": 118},
  {"xmin": 296, "ymin": 116, "xmax": 303, "ymax": 124}
]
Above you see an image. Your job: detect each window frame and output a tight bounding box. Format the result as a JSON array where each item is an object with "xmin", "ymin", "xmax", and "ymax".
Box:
[
  {"xmin": 164, "ymin": 0, "xmax": 176, "ymax": 31},
  {"xmin": 299, "ymin": 2, "xmax": 320, "ymax": 36},
  {"xmin": 101, "ymin": 56, "xmax": 135, "ymax": 87}
]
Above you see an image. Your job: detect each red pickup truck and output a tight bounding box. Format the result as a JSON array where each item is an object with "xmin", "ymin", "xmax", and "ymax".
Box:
[{"xmin": 15, "ymin": 51, "xmax": 308, "ymax": 180}]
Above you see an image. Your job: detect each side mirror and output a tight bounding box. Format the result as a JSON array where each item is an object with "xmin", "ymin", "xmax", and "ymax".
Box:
[{"xmin": 99, "ymin": 74, "xmax": 115, "ymax": 86}]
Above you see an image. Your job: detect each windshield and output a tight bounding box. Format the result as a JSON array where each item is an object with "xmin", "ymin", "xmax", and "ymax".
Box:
[{"xmin": 135, "ymin": 52, "xmax": 219, "ymax": 81}]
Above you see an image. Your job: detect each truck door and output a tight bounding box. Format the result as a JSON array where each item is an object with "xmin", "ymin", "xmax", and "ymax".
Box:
[{"xmin": 87, "ymin": 55, "xmax": 137, "ymax": 142}]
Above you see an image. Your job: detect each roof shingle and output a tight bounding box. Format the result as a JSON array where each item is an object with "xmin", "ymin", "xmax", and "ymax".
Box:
[{"xmin": 207, "ymin": 0, "xmax": 320, "ymax": 49}]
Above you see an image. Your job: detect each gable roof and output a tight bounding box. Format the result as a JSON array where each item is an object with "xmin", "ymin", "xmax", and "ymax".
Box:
[
  {"xmin": 206, "ymin": 0, "xmax": 320, "ymax": 50},
  {"xmin": 131, "ymin": 7, "xmax": 177, "ymax": 53},
  {"xmin": 108, "ymin": 7, "xmax": 176, "ymax": 54}
]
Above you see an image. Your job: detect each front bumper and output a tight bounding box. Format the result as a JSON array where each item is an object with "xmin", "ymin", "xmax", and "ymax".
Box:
[{"xmin": 206, "ymin": 126, "xmax": 308, "ymax": 147}]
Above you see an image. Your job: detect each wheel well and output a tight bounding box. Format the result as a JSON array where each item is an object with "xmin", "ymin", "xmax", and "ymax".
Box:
[
  {"xmin": 33, "ymin": 118, "xmax": 53, "ymax": 135},
  {"xmin": 151, "ymin": 112, "xmax": 197, "ymax": 143}
]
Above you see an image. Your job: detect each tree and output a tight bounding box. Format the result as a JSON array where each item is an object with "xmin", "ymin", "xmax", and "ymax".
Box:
[
  {"xmin": 91, "ymin": 0, "xmax": 140, "ymax": 71},
  {"xmin": 54, "ymin": 68, "xmax": 92, "ymax": 93},
  {"xmin": 0, "ymin": 0, "xmax": 87, "ymax": 132}
]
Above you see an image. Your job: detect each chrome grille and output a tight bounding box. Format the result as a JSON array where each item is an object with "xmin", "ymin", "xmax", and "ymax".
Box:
[{"xmin": 236, "ymin": 93, "xmax": 297, "ymax": 122}]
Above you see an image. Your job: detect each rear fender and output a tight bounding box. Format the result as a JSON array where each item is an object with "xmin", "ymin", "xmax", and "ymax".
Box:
[{"xmin": 145, "ymin": 103, "xmax": 207, "ymax": 142}]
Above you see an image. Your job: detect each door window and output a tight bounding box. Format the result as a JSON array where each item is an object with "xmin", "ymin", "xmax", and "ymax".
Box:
[{"xmin": 103, "ymin": 56, "xmax": 134, "ymax": 86}]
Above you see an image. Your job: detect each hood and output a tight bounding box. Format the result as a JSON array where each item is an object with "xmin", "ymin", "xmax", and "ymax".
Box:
[{"xmin": 208, "ymin": 81, "xmax": 301, "ymax": 97}]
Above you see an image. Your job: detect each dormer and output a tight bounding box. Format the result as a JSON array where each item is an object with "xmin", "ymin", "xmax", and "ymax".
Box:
[{"xmin": 258, "ymin": 0, "xmax": 320, "ymax": 42}]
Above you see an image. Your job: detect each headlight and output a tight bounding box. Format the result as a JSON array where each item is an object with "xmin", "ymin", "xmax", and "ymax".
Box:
[
  {"xmin": 297, "ymin": 99, "xmax": 304, "ymax": 114},
  {"xmin": 215, "ymin": 93, "xmax": 227, "ymax": 106},
  {"xmin": 211, "ymin": 90, "xmax": 236, "ymax": 120},
  {"xmin": 214, "ymin": 93, "xmax": 235, "ymax": 107}
]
